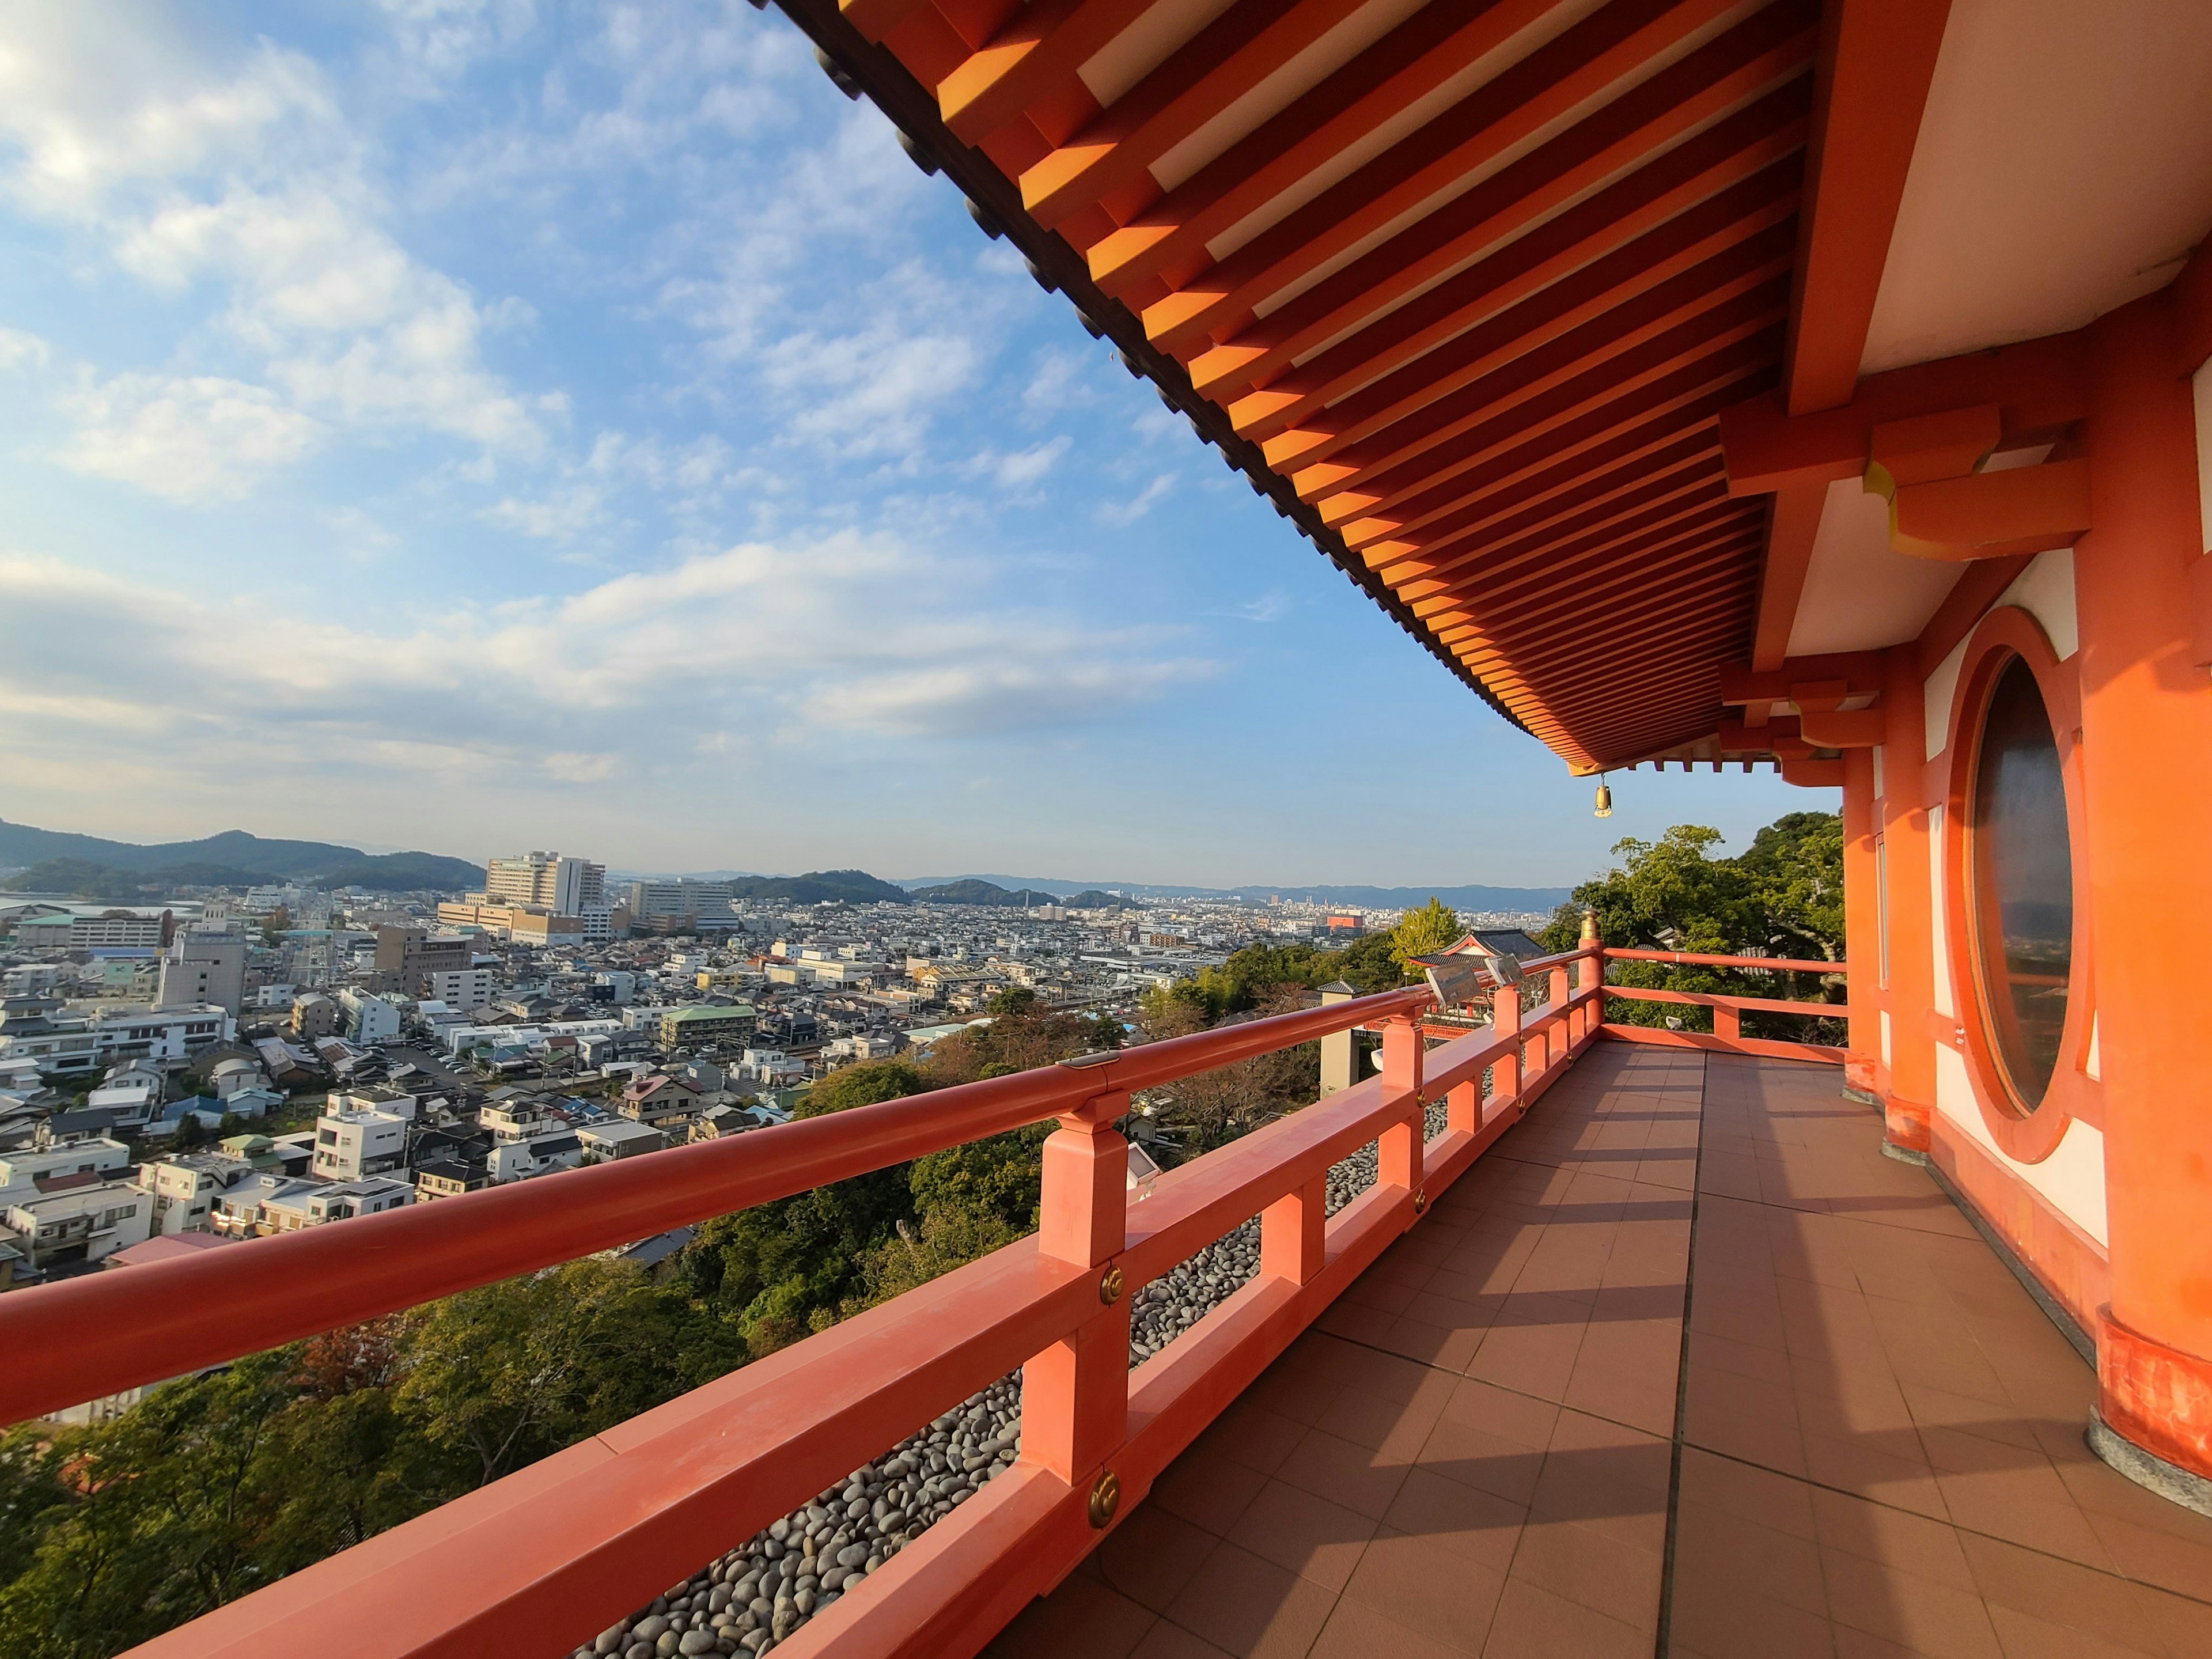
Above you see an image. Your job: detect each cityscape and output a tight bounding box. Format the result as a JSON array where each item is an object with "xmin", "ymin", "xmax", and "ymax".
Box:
[
  {"xmin": 6, "ymin": 2, "xmax": 2211, "ymax": 1657},
  {"xmin": 0, "ymin": 832, "xmax": 1564, "ymax": 1287}
]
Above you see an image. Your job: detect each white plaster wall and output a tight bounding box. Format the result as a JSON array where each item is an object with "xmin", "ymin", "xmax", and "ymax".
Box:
[
  {"xmin": 1919, "ymin": 547, "xmax": 2100, "ymax": 1244},
  {"xmin": 1934, "ymin": 1044, "xmax": 2109, "ymax": 1245}
]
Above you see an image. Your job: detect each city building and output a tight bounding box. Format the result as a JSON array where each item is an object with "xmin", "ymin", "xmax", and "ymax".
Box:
[
  {"xmin": 289, "ymin": 993, "xmax": 340, "ymax": 1040},
  {"xmin": 0, "ymin": 1003, "xmax": 231, "ymax": 1080},
  {"xmin": 137, "ymin": 1153, "xmax": 257, "ymax": 1236},
  {"xmin": 310, "ymin": 1100, "xmax": 412, "ymax": 1183},
  {"xmin": 0, "ymin": 1179, "xmax": 150, "ymax": 1271},
  {"xmin": 369, "ymin": 927, "xmax": 473, "ymax": 997},
  {"xmin": 26, "ymin": 7, "xmax": 2212, "ymax": 1655},
  {"xmin": 616, "ymin": 1074, "xmax": 703, "ymax": 1130},
  {"xmin": 657, "ymin": 1004, "xmax": 755, "ymax": 1050},
  {"xmin": 155, "ymin": 934, "xmax": 246, "ymax": 1016},
  {"xmin": 482, "ymin": 852, "xmax": 604, "ymax": 914},
  {"xmin": 424, "ymin": 967, "xmax": 494, "ymax": 1013},
  {"xmin": 335, "ymin": 988, "xmax": 402, "ymax": 1046}
]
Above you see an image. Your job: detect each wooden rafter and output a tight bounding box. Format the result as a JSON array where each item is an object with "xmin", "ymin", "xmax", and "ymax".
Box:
[{"xmin": 787, "ymin": 0, "xmax": 1862, "ymax": 772}]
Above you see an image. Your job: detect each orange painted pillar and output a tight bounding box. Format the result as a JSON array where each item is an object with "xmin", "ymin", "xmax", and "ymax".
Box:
[
  {"xmin": 1023, "ymin": 1089, "xmax": 1130, "ymax": 1486},
  {"xmin": 1376, "ymin": 1015, "xmax": 1423, "ymax": 1200},
  {"xmin": 1489, "ymin": 984, "xmax": 1521, "ymax": 1117},
  {"xmin": 1840, "ymin": 747, "xmax": 1882, "ymax": 1101},
  {"xmin": 1880, "ymin": 643, "xmax": 1937, "ymax": 1153},
  {"xmin": 2078, "ymin": 294, "xmax": 2212, "ymax": 1487}
]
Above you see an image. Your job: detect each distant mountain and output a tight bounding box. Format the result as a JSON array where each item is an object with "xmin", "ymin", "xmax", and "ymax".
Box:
[
  {"xmin": 891, "ymin": 872, "xmax": 1570, "ymax": 911},
  {"xmin": 0, "ymin": 820, "xmax": 484, "ymax": 893},
  {"xmin": 725, "ymin": 869, "xmax": 912, "ymax": 906},
  {"xmin": 906, "ymin": 878, "xmax": 1065, "ymax": 906}
]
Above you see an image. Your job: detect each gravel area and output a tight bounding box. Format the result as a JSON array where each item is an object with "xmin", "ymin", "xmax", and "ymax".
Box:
[{"xmin": 574, "ymin": 1112, "xmax": 1457, "ymax": 1657}]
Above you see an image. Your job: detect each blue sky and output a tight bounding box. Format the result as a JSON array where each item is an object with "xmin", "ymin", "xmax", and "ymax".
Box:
[{"xmin": 0, "ymin": 0, "xmax": 1828, "ymax": 888}]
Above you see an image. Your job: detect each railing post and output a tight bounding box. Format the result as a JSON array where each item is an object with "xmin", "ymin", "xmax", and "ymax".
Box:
[
  {"xmin": 1714, "ymin": 1002, "xmax": 1741, "ymax": 1044},
  {"xmin": 1377, "ymin": 1014, "xmax": 1423, "ymax": 1203},
  {"xmin": 1474, "ymin": 983, "xmax": 1518, "ymax": 1126},
  {"xmin": 1262, "ymin": 1178, "xmax": 1326, "ymax": 1283},
  {"xmin": 1580, "ymin": 909, "xmax": 1604, "ymax": 1045},
  {"xmin": 1023, "ymin": 1088, "xmax": 1130, "ymax": 1489}
]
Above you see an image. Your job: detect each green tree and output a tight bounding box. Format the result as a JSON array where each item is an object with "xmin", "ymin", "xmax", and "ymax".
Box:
[
  {"xmin": 396, "ymin": 1260, "xmax": 713, "ymax": 1486},
  {"xmin": 1537, "ymin": 815, "xmax": 1846, "ymax": 1038},
  {"xmin": 1389, "ymin": 897, "xmax": 1462, "ymax": 973},
  {"xmin": 1325, "ymin": 930, "xmax": 1404, "ymax": 994}
]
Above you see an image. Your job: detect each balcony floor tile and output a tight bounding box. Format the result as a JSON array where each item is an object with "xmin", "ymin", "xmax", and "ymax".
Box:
[{"xmin": 986, "ymin": 1047, "xmax": 2212, "ymax": 1659}]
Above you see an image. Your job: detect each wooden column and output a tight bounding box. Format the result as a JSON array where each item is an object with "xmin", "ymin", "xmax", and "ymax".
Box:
[
  {"xmin": 2080, "ymin": 293, "xmax": 2212, "ymax": 1487},
  {"xmin": 1840, "ymin": 745, "xmax": 1883, "ymax": 1099},
  {"xmin": 1880, "ymin": 642, "xmax": 1937, "ymax": 1152}
]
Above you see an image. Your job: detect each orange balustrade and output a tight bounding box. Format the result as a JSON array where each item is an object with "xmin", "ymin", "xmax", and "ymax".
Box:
[
  {"xmin": 0, "ymin": 938, "xmax": 1847, "ymax": 1659},
  {"xmin": 1597, "ymin": 945, "xmax": 1849, "ymax": 1063}
]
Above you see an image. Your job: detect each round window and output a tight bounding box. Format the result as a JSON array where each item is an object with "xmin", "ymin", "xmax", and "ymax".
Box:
[{"xmin": 1967, "ymin": 656, "xmax": 2072, "ymax": 1110}]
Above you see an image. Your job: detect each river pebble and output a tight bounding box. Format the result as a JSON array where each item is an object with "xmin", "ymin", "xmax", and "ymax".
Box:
[{"xmin": 575, "ymin": 1116, "xmax": 1456, "ymax": 1655}]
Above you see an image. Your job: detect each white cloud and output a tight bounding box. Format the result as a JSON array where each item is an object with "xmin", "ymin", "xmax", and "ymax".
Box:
[
  {"xmin": 0, "ymin": 533, "xmax": 1219, "ymax": 785},
  {"xmin": 0, "ymin": 329, "xmax": 52, "ymax": 373},
  {"xmin": 986, "ymin": 436, "xmax": 1071, "ymax": 490},
  {"xmin": 1022, "ymin": 347, "xmax": 1096, "ymax": 415},
  {"xmin": 1097, "ymin": 472, "xmax": 1177, "ymax": 527},
  {"xmin": 0, "ymin": 4, "xmax": 548, "ymax": 478},
  {"xmin": 54, "ymin": 373, "xmax": 325, "ymax": 502},
  {"xmin": 1238, "ymin": 589, "xmax": 1294, "ymax": 623}
]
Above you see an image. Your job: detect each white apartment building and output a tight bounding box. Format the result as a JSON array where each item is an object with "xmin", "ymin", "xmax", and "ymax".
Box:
[
  {"xmin": 336, "ymin": 988, "xmax": 402, "ymax": 1045},
  {"xmin": 13, "ymin": 909, "xmax": 172, "ymax": 952},
  {"xmin": 213, "ymin": 1173, "xmax": 412, "ymax": 1236},
  {"xmin": 1, "ymin": 1180, "xmax": 151, "ymax": 1270},
  {"xmin": 0, "ymin": 1003, "xmax": 231, "ymax": 1080},
  {"xmin": 626, "ymin": 880, "xmax": 736, "ymax": 922},
  {"xmin": 425, "ymin": 967, "xmax": 494, "ymax": 1012},
  {"xmin": 484, "ymin": 852, "xmax": 605, "ymax": 915},
  {"xmin": 137, "ymin": 1153, "xmax": 257, "ymax": 1235},
  {"xmin": 0, "ymin": 1138, "xmax": 133, "ymax": 1210},
  {"xmin": 312, "ymin": 1093, "xmax": 415, "ymax": 1182}
]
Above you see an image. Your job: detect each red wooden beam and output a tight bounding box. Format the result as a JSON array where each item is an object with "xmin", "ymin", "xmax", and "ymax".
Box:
[
  {"xmin": 1230, "ymin": 151, "xmax": 1803, "ymax": 445},
  {"xmin": 1137, "ymin": 0, "xmax": 1753, "ymax": 345},
  {"xmin": 1783, "ymin": 0, "xmax": 1953, "ymax": 414},
  {"xmin": 1176, "ymin": 6, "xmax": 1816, "ymax": 384},
  {"xmin": 1719, "ymin": 329, "xmax": 2091, "ymax": 495},
  {"xmin": 1322, "ymin": 340, "xmax": 1772, "ymax": 528}
]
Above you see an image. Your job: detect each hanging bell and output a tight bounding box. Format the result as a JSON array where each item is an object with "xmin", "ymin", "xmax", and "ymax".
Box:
[{"xmin": 1593, "ymin": 777, "xmax": 1613, "ymax": 818}]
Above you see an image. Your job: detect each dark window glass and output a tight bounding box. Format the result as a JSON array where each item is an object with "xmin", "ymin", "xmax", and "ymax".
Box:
[{"xmin": 1969, "ymin": 657, "xmax": 2072, "ymax": 1109}]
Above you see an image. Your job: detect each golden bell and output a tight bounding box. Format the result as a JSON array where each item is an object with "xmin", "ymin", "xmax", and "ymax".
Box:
[{"xmin": 1594, "ymin": 778, "xmax": 1613, "ymax": 818}]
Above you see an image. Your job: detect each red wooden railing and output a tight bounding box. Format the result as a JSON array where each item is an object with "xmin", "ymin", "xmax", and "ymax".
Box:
[
  {"xmin": 1598, "ymin": 946, "xmax": 1847, "ymax": 1060},
  {"xmin": 0, "ymin": 935, "xmax": 1843, "ymax": 1658}
]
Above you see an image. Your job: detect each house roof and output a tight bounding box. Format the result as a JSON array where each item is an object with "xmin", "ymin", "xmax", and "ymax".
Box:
[{"xmin": 108, "ymin": 1233, "xmax": 235, "ymax": 1268}]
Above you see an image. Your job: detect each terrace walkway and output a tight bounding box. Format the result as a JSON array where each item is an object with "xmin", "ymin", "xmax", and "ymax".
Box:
[{"xmin": 984, "ymin": 1048, "xmax": 2212, "ymax": 1658}]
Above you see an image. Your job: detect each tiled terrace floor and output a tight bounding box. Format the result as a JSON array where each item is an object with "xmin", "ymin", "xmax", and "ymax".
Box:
[{"xmin": 987, "ymin": 1045, "xmax": 2212, "ymax": 1658}]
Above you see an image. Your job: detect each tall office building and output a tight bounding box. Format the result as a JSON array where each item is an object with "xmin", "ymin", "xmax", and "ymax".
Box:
[
  {"xmin": 156, "ymin": 934, "xmax": 247, "ymax": 1016},
  {"xmin": 483, "ymin": 852, "xmax": 605, "ymax": 915}
]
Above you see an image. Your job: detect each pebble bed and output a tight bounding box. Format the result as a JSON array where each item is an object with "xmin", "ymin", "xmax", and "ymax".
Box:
[{"xmin": 574, "ymin": 1110, "xmax": 1456, "ymax": 1658}]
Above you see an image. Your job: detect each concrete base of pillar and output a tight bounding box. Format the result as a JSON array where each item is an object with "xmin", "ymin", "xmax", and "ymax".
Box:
[
  {"xmin": 1879, "ymin": 1140, "xmax": 1930, "ymax": 1167},
  {"xmin": 1842, "ymin": 1084, "xmax": 1882, "ymax": 1107},
  {"xmin": 2089, "ymin": 1410, "xmax": 2212, "ymax": 1518}
]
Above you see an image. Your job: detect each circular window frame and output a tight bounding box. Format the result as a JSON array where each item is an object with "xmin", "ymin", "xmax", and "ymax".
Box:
[{"xmin": 1940, "ymin": 604, "xmax": 2099, "ymax": 1162}]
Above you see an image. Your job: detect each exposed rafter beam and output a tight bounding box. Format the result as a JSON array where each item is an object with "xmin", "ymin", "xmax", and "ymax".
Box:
[{"xmin": 1783, "ymin": 0, "xmax": 1953, "ymax": 414}]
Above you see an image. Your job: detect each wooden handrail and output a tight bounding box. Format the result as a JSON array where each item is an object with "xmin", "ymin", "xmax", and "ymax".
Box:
[
  {"xmin": 1603, "ymin": 946, "xmax": 1840, "ymax": 973},
  {"xmin": 1603, "ymin": 984, "xmax": 1841, "ymax": 1017},
  {"xmin": 0, "ymin": 984, "xmax": 1430, "ymax": 1429},
  {"xmin": 90, "ymin": 957, "xmax": 1636, "ymax": 1659}
]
